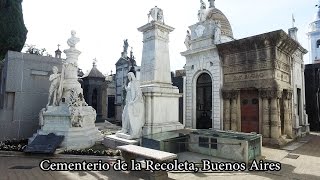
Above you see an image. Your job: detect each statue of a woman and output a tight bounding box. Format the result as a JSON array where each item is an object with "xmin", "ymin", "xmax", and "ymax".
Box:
[
  {"xmin": 198, "ymin": 0, "xmax": 207, "ymax": 21},
  {"xmin": 184, "ymin": 30, "xmax": 191, "ymax": 50},
  {"xmin": 214, "ymin": 20, "xmax": 222, "ymax": 44},
  {"xmin": 118, "ymin": 72, "xmax": 145, "ymax": 139}
]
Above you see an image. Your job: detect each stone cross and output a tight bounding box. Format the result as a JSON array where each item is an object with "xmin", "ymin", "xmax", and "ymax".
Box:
[
  {"xmin": 93, "ymin": 58, "xmax": 97, "ymax": 67},
  {"xmin": 57, "ymin": 44, "xmax": 61, "ymax": 49}
]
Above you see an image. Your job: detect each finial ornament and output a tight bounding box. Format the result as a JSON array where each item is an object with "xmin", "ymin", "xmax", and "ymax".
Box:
[
  {"xmin": 148, "ymin": 6, "xmax": 164, "ymax": 23},
  {"xmin": 67, "ymin": 30, "xmax": 80, "ymax": 48},
  {"xmin": 93, "ymin": 58, "xmax": 97, "ymax": 67},
  {"xmin": 123, "ymin": 39, "xmax": 129, "ymax": 54},
  {"xmin": 292, "ymin": 14, "xmax": 295, "ymax": 28},
  {"xmin": 198, "ymin": 0, "xmax": 207, "ymax": 21},
  {"xmin": 208, "ymin": 0, "xmax": 215, "ymax": 8}
]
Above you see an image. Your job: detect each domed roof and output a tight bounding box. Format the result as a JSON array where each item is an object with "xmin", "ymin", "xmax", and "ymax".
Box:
[{"xmin": 206, "ymin": 7, "xmax": 233, "ymax": 38}]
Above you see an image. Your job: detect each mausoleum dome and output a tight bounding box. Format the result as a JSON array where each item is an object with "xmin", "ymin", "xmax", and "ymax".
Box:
[{"xmin": 206, "ymin": 7, "xmax": 233, "ymax": 39}]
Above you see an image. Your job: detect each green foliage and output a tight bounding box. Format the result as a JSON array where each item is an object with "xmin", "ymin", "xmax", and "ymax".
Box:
[
  {"xmin": 0, "ymin": 139, "xmax": 28, "ymax": 152},
  {"xmin": 0, "ymin": 0, "xmax": 28, "ymax": 60},
  {"xmin": 62, "ymin": 145, "xmax": 121, "ymax": 156},
  {"xmin": 24, "ymin": 44, "xmax": 52, "ymax": 57}
]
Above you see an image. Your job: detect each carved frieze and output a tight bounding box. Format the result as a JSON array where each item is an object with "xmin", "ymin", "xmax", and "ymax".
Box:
[
  {"xmin": 223, "ymin": 61, "xmax": 272, "ymax": 74},
  {"xmin": 275, "ymin": 70, "xmax": 290, "ymax": 83},
  {"xmin": 224, "ymin": 70, "xmax": 272, "ymax": 83},
  {"xmin": 274, "ymin": 60, "xmax": 290, "ymax": 73}
]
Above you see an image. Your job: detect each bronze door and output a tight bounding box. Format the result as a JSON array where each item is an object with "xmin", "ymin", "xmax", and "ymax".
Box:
[{"xmin": 241, "ymin": 90, "xmax": 259, "ymax": 133}]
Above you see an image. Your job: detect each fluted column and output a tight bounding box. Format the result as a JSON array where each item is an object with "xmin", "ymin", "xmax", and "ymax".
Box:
[
  {"xmin": 260, "ymin": 89, "xmax": 270, "ymax": 138},
  {"xmin": 230, "ymin": 91, "xmax": 238, "ymax": 131},
  {"xmin": 270, "ymin": 90, "xmax": 282, "ymax": 139},
  {"xmin": 284, "ymin": 90, "xmax": 293, "ymax": 138},
  {"xmin": 224, "ymin": 99, "xmax": 231, "ymax": 130}
]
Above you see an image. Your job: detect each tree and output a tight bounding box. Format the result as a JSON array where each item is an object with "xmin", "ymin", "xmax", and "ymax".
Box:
[{"xmin": 0, "ymin": 0, "xmax": 28, "ymax": 60}]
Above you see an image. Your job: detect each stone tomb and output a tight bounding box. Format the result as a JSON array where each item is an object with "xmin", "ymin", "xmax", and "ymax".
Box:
[
  {"xmin": 138, "ymin": 7, "xmax": 184, "ymax": 135},
  {"xmin": 25, "ymin": 133, "xmax": 64, "ymax": 154},
  {"xmin": 141, "ymin": 129, "xmax": 262, "ymax": 164},
  {"xmin": 29, "ymin": 31, "xmax": 102, "ymax": 150}
]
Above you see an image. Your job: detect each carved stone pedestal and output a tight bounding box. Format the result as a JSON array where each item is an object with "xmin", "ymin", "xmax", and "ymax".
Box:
[{"xmin": 30, "ymin": 105, "xmax": 102, "ymax": 150}]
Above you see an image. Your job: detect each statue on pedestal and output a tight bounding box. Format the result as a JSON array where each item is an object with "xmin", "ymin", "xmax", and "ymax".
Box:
[
  {"xmin": 148, "ymin": 6, "xmax": 164, "ymax": 23},
  {"xmin": 47, "ymin": 66, "xmax": 61, "ymax": 107},
  {"xmin": 198, "ymin": 0, "xmax": 207, "ymax": 22},
  {"xmin": 184, "ymin": 30, "xmax": 191, "ymax": 50},
  {"xmin": 214, "ymin": 20, "xmax": 222, "ymax": 44},
  {"xmin": 208, "ymin": 0, "xmax": 215, "ymax": 8},
  {"xmin": 118, "ymin": 72, "xmax": 145, "ymax": 139},
  {"xmin": 67, "ymin": 30, "xmax": 80, "ymax": 48}
]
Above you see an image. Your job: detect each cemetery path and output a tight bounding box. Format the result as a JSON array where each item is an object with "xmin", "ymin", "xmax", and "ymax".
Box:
[{"xmin": 0, "ymin": 133, "xmax": 319, "ymax": 180}]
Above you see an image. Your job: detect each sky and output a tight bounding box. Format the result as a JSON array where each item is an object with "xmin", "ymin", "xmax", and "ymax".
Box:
[{"xmin": 22, "ymin": 0, "xmax": 317, "ymax": 75}]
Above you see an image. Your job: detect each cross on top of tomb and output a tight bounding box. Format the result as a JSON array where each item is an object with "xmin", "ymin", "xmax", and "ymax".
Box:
[{"xmin": 93, "ymin": 58, "xmax": 97, "ymax": 67}]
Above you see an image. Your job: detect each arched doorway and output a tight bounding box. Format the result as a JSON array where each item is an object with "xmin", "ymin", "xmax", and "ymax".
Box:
[{"xmin": 196, "ymin": 73, "xmax": 212, "ymax": 129}]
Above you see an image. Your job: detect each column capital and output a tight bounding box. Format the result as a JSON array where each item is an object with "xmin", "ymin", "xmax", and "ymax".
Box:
[
  {"xmin": 259, "ymin": 89, "xmax": 282, "ymax": 99},
  {"xmin": 283, "ymin": 90, "xmax": 293, "ymax": 100},
  {"xmin": 222, "ymin": 90, "xmax": 239, "ymax": 99}
]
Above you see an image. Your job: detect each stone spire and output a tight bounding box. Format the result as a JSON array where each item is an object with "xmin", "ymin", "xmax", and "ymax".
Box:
[{"xmin": 55, "ymin": 44, "xmax": 61, "ymax": 59}]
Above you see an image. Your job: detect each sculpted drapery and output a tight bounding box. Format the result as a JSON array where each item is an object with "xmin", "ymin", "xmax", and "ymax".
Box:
[{"xmin": 120, "ymin": 72, "xmax": 145, "ymax": 139}]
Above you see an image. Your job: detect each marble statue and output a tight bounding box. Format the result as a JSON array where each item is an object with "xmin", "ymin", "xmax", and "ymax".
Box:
[
  {"xmin": 67, "ymin": 30, "xmax": 80, "ymax": 48},
  {"xmin": 208, "ymin": 0, "xmax": 215, "ymax": 8},
  {"xmin": 30, "ymin": 30, "xmax": 103, "ymax": 150},
  {"xmin": 47, "ymin": 66, "xmax": 61, "ymax": 107},
  {"xmin": 123, "ymin": 39, "xmax": 129, "ymax": 54},
  {"xmin": 214, "ymin": 20, "xmax": 222, "ymax": 44},
  {"xmin": 184, "ymin": 30, "xmax": 191, "ymax": 50},
  {"xmin": 198, "ymin": 0, "xmax": 207, "ymax": 21},
  {"xmin": 119, "ymin": 72, "xmax": 145, "ymax": 139},
  {"xmin": 148, "ymin": 6, "xmax": 164, "ymax": 23},
  {"xmin": 39, "ymin": 108, "xmax": 46, "ymax": 127}
]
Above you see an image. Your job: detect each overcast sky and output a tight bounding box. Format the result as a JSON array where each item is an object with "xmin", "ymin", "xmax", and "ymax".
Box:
[{"xmin": 22, "ymin": 0, "xmax": 317, "ymax": 75}]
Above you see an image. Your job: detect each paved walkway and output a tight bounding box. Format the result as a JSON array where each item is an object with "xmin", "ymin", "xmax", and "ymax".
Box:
[{"xmin": 0, "ymin": 133, "xmax": 320, "ymax": 180}]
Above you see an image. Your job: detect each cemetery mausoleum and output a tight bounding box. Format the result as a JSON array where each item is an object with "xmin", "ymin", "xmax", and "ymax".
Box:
[{"xmin": 181, "ymin": 0, "xmax": 309, "ymax": 145}]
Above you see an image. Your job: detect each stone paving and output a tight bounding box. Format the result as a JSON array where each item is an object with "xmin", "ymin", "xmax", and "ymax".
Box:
[{"xmin": 0, "ymin": 133, "xmax": 319, "ymax": 180}]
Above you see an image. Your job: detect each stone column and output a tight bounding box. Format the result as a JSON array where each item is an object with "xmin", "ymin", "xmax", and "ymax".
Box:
[
  {"xmin": 284, "ymin": 90, "xmax": 293, "ymax": 138},
  {"xmin": 222, "ymin": 91, "xmax": 231, "ymax": 130},
  {"xmin": 270, "ymin": 90, "xmax": 281, "ymax": 139},
  {"xmin": 230, "ymin": 91, "xmax": 238, "ymax": 131},
  {"xmin": 138, "ymin": 10, "xmax": 184, "ymax": 135},
  {"xmin": 224, "ymin": 99, "xmax": 231, "ymax": 130},
  {"xmin": 260, "ymin": 90, "xmax": 270, "ymax": 138}
]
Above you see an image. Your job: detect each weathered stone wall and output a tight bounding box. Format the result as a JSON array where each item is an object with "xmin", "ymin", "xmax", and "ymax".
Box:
[{"xmin": 0, "ymin": 51, "xmax": 62, "ymax": 140}]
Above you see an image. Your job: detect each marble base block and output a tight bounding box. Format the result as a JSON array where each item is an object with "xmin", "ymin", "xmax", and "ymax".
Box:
[
  {"xmin": 29, "ymin": 105, "xmax": 103, "ymax": 150},
  {"xmin": 103, "ymin": 135, "xmax": 139, "ymax": 149},
  {"xmin": 141, "ymin": 84, "xmax": 184, "ymax": 136}
]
